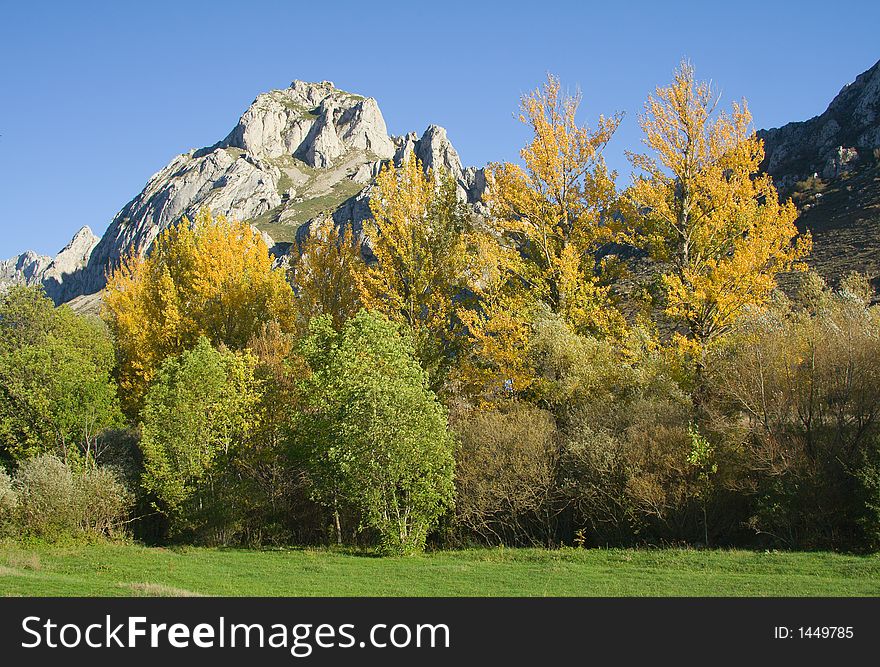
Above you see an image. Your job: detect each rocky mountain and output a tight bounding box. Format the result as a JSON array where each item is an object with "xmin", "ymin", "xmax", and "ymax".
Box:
[
  {"xmin": 759, "ymin": 60, "xmax": 880, "ymax": 187},
  {"xmin": 6, "ymin": 63, "xmax": 880, "ymax": 308},
  {"xmin": 1, "ymin": 80, "xmax": 486, "ymax": 306},
  {"xmin": 759, "ymin": 59, "xmax": 880, "ymax": 294}
]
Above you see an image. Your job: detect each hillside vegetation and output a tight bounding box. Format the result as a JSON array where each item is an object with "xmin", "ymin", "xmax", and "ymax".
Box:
[{"xmin": 2, "ymin": 63, "xmax": 880, "ymax": 569}]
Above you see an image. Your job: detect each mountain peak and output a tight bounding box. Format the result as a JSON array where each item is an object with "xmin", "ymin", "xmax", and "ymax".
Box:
[{"xmin": 759, "ymin": 59, "xmax": 880, "ymax": 186}]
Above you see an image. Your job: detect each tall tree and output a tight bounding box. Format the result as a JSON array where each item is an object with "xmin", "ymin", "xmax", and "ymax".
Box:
[
  {"xmin": 298, "ymin": 311, "xmax": 455, "ymax": 555},
  {"xmin": 627, "ymin": 62, "xmax": 810, "ymax": 382},
  {"xmin": 139, "ymin": 337, "xmax": 261, "ymax": 537},
  {"xmin": 103, "ymin": 208, "xmax": 295, "ymax": 413},
  {"xmin": 0, "ymin": 286, "xmax": 122, "ymax": 464},
  {"xmin": 289, "ymin": 216, "xmax": 363, "ymax": 333},
  {"xmin": 356, "ymin": 156, "xmax": 471, "ymax": 387},
  {"xmin": 486, "ymin": 73, "xmax": 625, "ymax": 337}
]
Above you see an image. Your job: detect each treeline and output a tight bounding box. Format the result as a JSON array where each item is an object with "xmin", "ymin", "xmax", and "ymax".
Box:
[{"xmin": 1, "ymin": 64, "xmax": 879, "ymax": 553}]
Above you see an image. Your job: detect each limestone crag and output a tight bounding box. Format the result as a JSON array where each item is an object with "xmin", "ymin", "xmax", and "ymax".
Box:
[
  {"xmin": 0, "ymin": 251, "xmax": 51, "ymax": 290},
  {"xmin": 1, "ymin": 79, "xmax": 487, "ymax": 304},
  {"xmin": 759, "ymin": 59, "xmax": 880, "ymax": 187}
]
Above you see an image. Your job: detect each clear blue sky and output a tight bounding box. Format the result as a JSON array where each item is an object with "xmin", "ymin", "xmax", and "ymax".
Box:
[{"xmin": 1, "ymin": 0, "xmax": 878, "ymax": 258}]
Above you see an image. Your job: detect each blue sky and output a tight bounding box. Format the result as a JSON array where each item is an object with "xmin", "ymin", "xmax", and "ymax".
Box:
[{"xmin": 1, "ymin": 0, "xmax": 878, "ymax": 258}]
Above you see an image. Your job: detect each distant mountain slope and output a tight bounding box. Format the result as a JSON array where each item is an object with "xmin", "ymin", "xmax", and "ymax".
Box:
[
  {"xmin": 1, "ymin": 80, "xmax": 486, "ymax": 305},
  {"xmin": 758, "ymin": 59, "xmax": 880, "ymax": 294}
]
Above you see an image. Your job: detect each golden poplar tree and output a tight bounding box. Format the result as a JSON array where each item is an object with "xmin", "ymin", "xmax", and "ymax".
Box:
[
  {"xmin": 486, "ymin": 73, "xmax": 626, "ymax": 336},
  {"xmin": 627, "ymin": 62, "xmax": 811, "ymax": 366},
  {"xmin": 457, "ymin": 73, "xmax": 625, "ymax": 401},
  {"xmin": 103, "ymin": 208, "xmax": 295, "ymax": 412},
  {"xmin": 289, "ymin": 216, "xmax": 362, "ymax": 332},
  {"xmin": 356, "ymin": 155, "xmax": 471, "ymax": 385}
]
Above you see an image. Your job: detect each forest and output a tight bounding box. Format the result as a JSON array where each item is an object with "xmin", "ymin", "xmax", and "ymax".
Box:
[{"xmin": 2, "ymin": 63, "xmax": 879, "ymax": 557}]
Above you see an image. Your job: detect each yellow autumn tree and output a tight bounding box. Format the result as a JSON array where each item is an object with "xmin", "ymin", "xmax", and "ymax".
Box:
[
  {"xmin": 455, "ymin": 233, "xmax": 539, "ymax": 399},
  {"xmin": 103, "ymin": 208, "xmax": 295, "ymax": 412},
  {"xmin": 627, "ymin": 62, "xmax": 811, "ymax": 371},
  {"xmin": 485, "ymin": 72, "xmax": 626, "ymax": 337},
  {"xmin": 356, "ymin": 155, "xmax": 471, "ymax": 386},
  {"xmin": 289, "ymin": 216, "xmax": 362, "ymax": 332}
]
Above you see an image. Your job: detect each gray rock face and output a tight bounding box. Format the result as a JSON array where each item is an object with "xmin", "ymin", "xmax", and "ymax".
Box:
[
  {"xmin": 223, "ymin": 81, "xmax": 395, "ymax": 166},
  {"xmin": 0, "ymin": 250, "xmax": 51, "ymax": 290},
  {"xmin": 2, "ymin": 80, "xmax": 487, "ymax": 304},
  {"xmin": 41, "ymin": 226, "xmax": 100, "ymax": 303},
  {"xmin": 0, "ymin": 228, "xmax": 97, "ymax": 303},
  {"xmin": 759, "ymin": 59, "xmax": 880, "ymax": 187},
  {"xmin": 392, "ymin": 125, "xmax": 487, "ymax": 204}
]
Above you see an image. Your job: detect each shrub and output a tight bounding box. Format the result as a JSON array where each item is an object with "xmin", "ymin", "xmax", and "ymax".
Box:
[
  {"xmin": 15, "ymin": 455, "xmax": 79, "ymax": 538},
  {"xmin": 11, "ymin": 454, "xmax": 133, "ymax": 540},
  {"xmin": 77, "ymin": 465, "xmax": 133, "ymax": 537},
  {"xmin": 711, "ymin": 278, "xmax": 880, "ymax": 550},
  {"xmin": 0, "ymin": 468, "xmax": 17, "ymax": 534},
  {"xmin": 452, "ymin": 402, "xmax": 557, "ymax": 545}
]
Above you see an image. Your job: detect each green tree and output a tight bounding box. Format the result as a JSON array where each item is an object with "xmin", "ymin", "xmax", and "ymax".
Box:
[
  {"xmin": 139, "ymin": 337, "xmax": 261, "ymax": 539},
  {"xmin": 299, "ymin": 311, "xmax": 455, "ymax": 555},
  {"xmin": 0, "ymin": 286, "xmax": 122, "ymax": 464}
]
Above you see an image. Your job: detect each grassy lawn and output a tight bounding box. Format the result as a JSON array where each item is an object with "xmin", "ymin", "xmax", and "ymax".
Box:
[{"xmin": 1, "ymin": 541, "xmax": 878, "ymax": 597}]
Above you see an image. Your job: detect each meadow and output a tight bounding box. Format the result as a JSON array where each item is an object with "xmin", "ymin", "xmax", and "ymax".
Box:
[{"xmin": 1, "ymin": 542, "xmax": 878, "ymax": 597}]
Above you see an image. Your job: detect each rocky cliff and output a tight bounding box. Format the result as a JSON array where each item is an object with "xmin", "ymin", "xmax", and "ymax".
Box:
[
  {"xmin": 759, "ymin": 59, "xmax": 880, "ymax": 187},
  {"xmin": 2, "ymin": 80, "xmax": 486, "ymax": 305},
  {"xmin": 759, "ymin": 60, "xmax": 880, "ymax": 294}
]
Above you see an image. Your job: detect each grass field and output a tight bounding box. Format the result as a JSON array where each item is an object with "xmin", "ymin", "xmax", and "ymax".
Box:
[{"xmin": 1, "ymin": 541, "xmax": 878, "ymax": 597}]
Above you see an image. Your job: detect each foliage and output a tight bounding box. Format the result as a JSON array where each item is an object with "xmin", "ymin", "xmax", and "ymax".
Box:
[
  {"xmin": 11, "ymin": 454, "xmax": 131, "ymax": 540},
  {"xmin": 485, "ymin": 73, "xmax": 626, "ymax": 337},
  {"xmin": 0, "ymin": 286, "xmax": 122, "ymax": 464},
  {"xmin": 139, "ymin": 338, "xmax": 261, "ymax": 542},
  {"xmin": 298, "ymin": 311, "xmax": 455, "ymax": 555},
  {"xmin": 289, "ymin": 217, "xmax": 363, "ymax": 332},
  {"xmin": 710, "ymin": 276, "xmax": 880, "ymax": 550},
  {"xmin": 0, "ymin": 468, "xmax": 16, "ymax": 534},
  {"xmin": 452, "ymin": 401, "xmax": 557, "ymax": 545},
  {"xmin": 627, "ymin": 62, "xmax": 810, "ymax": 365},
  {"xmin": 455, "ymin": 234, "xmax": 541, "ymax": 400},
  {"xmin": 103, "ymin": 208, "xmax": 295, "ymax": 413},
  {"xmin": 77, "ymin": 465, "xmax": 135, "ymax": 537},
  {"xmin": 357, "ymin": 156, "xmax": 472, "ymax": 387}
]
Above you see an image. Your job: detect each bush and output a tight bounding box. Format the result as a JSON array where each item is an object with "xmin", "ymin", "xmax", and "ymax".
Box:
[
  {"xmin": 528, "ymin": 316, "xmax": 718, "ymax": 545},
  {"xmin": 0, "ymin": 468, "xmax": 17, "ymax": 534},
  {"xmin": 452, "ymin": 402, "xmax": 557, "ymax": 546},
  {"xmin": 12, "ymin": 454, "xmax": 132, "ymax": 540},
  {"xmin": 710, "ymin": 277, "xmax": 880, "ymax": 550},
  {"xmin": 77, "ymin": 465, "xmax": 133, "ymax": 537},
  {"xmin": 15, "ymin": 455, "xmax": 79, "ymax": 538}
]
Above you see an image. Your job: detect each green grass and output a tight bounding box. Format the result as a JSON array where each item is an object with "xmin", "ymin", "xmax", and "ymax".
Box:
[{"xmin": 1, "ymin": 541, "xmax": 878, "ymax": 597}]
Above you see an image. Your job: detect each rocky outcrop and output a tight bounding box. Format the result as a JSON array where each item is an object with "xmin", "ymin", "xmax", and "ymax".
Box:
[
  {"xmin": 222, "ymin": 81, "xmax": 395, "ymax": 166},
  {"xmin": 41, "ymin": 226, "xmax": 100, "ymax": 303},
  {"xmin": 759, "ymin": 59, "xmax": 880, "ymax": 188},
  {"xmin": 393, "ymin": 125, "xmax": 487, "ymax": 205},
  {"xmin": 0, "ymin": 228, "xmax": 97, "ymax": 303},
  {"xmin": 0, "ymin": 251, "xmax": 51, "ymax": 290},
  {"xmin": 2, "ymin": 79, "xmax": 488, "ymax": 304}
]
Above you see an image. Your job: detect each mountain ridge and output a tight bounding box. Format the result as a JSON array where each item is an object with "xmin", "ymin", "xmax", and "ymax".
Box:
[
  {"xmin": 1, "ymin": 80, "xmax": 487, "ymax": 306},
  {"xmin": 4, "ymin": 63, "xmax": 880, "ymax": 306}
]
